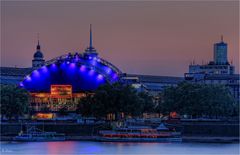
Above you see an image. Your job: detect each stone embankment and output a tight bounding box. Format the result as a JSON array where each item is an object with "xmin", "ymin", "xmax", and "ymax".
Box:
[{"xmin": 1, "ymin": 120, "xmax": 239, "ymax": 143}]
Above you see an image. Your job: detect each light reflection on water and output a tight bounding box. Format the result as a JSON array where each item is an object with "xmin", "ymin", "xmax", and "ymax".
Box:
[{"xmin": 0, "ymin": 141, "xmax": 239, "ymax": 155}]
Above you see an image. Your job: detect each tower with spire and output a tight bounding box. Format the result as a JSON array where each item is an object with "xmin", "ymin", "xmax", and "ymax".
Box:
[
  {"xmin": 84, "ymin": 24, "xmax": 98, "ymax": 57},
  {"xmin": 32, "ymin": 36, "xmax": 45, "ymax": 68}
]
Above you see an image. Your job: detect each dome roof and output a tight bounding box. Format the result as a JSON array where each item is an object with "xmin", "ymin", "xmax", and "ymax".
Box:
[
  {"xmin": 34, "ymin": 51, "xmax": 43, "ymax": 58},
  {"xmin": 21, "ymin": 52, "xmax": 122, "ymax": 93}
]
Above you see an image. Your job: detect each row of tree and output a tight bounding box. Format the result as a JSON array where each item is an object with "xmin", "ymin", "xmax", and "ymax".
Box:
[
  {"xmin": 157, "ymin": 83, "xmax": 238, "ymax": 118},
  {"xmin": 76, "ymin": 83, "xmax": 154, "ymax": 119},
  {"xmin": 0, "ymin": 82, "xmax": 238, "ymax": 120},
  {"xmin": 76, "ymin": 82, "xmax": 238, "ymax": 119},
  {"xmin": 1, "ymin": 85, "xmax": 29, "ymax": 120}
]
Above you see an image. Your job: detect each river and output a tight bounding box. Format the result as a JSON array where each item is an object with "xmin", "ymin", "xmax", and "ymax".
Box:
[{"xmin": 1, "ymin": 141, "xmax": 239, "ymax": 155}]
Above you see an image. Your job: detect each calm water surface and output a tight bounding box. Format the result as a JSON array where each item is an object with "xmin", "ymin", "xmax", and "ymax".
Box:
[{"xmin": 1, "ymin": 141, "xmax": 239, "ymax": 155}]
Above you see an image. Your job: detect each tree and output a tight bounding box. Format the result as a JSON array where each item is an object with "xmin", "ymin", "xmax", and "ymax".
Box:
[
  {"xmin": 76, "ymin": 83, "xmax": 154, "ymax": 119},
  {"xmin": 76, "ymin": 93, "xmax": 94, "ymax": 117},
  {"xmin": 138, "ymin": 92, "xmax": 155, "ymax": 114},
  {"xmin": 157, "ymin": 82, "xmax": 236, "ymax": 118},
  {"xmin": 59, "ymin": 106, "xmax": 68, "ymax": 116},
  {"xmin": 1, "ymin": 84, "xmax": 30, "ymax": 120},
  {"xmin": 41, "ymin": 106, "xmax": 50, "ymax": 112}
]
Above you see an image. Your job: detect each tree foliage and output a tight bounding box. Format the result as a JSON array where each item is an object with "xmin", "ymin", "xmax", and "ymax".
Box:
[
  {"xmin": 157, "ymin": 82, "xmax": 237, "ymax": 118},
  {"xmin": 76, "ymin": 94, "xmax": 94, "ymax": 117},
  {"xmin": 58, "ymin": 106, "xmax": 68, "ymax": 116},
  {"xmin": 1, "ymin": 84, "xmax": 30, "ymax": 120},
  {"xmin": 76, "ymin": 83, "xmax": 154, "ymax": 119}
]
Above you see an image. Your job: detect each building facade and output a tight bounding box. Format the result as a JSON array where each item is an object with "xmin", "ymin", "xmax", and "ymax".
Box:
[
  {"xmin": 185, "ymin": 37, "xmax": 239, "ymax": 101},
  {"xmin": 122, "ymin": 74, "xmax": 183, "ymax": 97},
  {"xmin": 214, "ymin": 36, "xmax": 228, "ymax": 65},
  {"xmin": 188, "ymin": 36, "xmax": 235, "ymax": 75}
]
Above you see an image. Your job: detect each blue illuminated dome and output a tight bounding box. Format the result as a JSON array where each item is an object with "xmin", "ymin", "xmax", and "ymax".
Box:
[
  {"xmin": 22, "ymin": 25, "xmax": 121, "ymax": 93},
  {"xmin": 21, "ymin": 52, "xmax": 122, "ymax": 93}
]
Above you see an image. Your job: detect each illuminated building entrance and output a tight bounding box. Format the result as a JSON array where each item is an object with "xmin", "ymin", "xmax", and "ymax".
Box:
[{"xmin": 30, "ymin": 85, "xmax": 86, "ymax": 111}]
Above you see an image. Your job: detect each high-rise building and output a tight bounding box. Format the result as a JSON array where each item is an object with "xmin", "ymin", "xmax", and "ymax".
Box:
[{"xmin": 214, "ymin": 35, "xmax": 228, "ymax": 65}]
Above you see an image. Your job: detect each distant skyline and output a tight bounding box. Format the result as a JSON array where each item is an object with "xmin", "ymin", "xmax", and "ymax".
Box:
[{"xmin": 1, "ymin": 1, "xmax": 239, "ymax": 76}]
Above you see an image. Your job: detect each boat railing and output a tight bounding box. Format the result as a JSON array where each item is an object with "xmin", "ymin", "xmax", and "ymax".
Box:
[{"xmin": 99, "ymin": 130, "xmax": 180, "ymax": 136}]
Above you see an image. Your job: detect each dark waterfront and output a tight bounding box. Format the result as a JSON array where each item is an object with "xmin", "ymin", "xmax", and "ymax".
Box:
[
  {"xmin": 1, "ymin": 1, "xmax": 239, "ymax": 155},
  {"xmin": 1, "ymin": 141, "xmax": 239, "ymax": 155}
]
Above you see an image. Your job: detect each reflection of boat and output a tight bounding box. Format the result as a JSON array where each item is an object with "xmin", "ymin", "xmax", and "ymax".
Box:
[
  {"xmin": 97, "ymin": 123, "xmax": 182, "ymax": 142},
  {"xmin": 13, "ymin": 126, "xmax": 65, "ymax": 142}
]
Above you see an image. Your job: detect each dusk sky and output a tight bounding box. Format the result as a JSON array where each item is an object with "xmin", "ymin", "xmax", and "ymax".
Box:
[{"xmin": 1, "ymin": 1, "xmax": 239, "ymax": 77}]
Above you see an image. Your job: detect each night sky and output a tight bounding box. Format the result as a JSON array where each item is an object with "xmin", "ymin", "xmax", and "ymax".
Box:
[{"xmin": 1, "ymin": 1, "xmax": 239, "ymax": 76}]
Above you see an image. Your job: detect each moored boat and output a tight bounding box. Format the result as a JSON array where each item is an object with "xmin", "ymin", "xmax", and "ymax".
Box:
[
  {"xmin": 13, "ymin": 126, "xmax": 65, "ymax": 142},
  {"xmin": 96, "ymin": 123, "xmax": 182, "ymax": 142}
]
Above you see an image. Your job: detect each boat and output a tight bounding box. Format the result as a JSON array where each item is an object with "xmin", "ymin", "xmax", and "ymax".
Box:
[
  {"xmin": 96, "ymin": 123, "xmax": 182, "ymax": 142},
  {"xmin": 13, "ymin": 126, "xmax": 65, "ymax": 142}
]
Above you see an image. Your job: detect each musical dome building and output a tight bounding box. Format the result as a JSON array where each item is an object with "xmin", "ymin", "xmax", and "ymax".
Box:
[{"xmin": 20, "ymin": 25, "xmax": 122, "ymax": 112}]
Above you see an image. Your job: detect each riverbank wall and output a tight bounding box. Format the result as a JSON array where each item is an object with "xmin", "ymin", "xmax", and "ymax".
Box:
[
  {"xmin": 0, "ymin": 123, "xmax": 110, "ymax": 136},
  {"xmin": 181, "ymin": 120, "xmax": 239, "ymax": 137},
  {"xmin": 1, "ymin": 120, "xmax": 239, "ymax": 142}
]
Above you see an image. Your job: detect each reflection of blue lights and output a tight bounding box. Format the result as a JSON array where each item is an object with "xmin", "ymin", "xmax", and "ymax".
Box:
[
  {"xmin": 91, "ymin": 60, "xmax": 97, "ymax": 65},
  {"xmin": 74, "ymin": 53, "xmax": 79, "ymax": 58},
  {"xmin": 89, "ymin": 69, "xmax": 95, "ymax": 76},
  {"xmin": 41, "ymin": 66, "xmax": 48, "ymax": 73},
  {"xmin": 80, "ymin": 65, "xmax": 86, "ymax": 72},
  {"xmin": 19, "ymin": 82, "xmax": 24, "ymax": 87},
  {"xmin": 97, "ymin": 74, "xmax": 103, "ymax": 80},
  {"xmin": 106, "ymin": 67, "xmax": 112, "ymax": 74},
  {"xmin": 75, "ymin": 57, "xmax": 79, "ymax": 62},
  {"xmin": 33, "ymin": 70, "xmax": 38, "ymax": 74},
  {"xmin": 32, "ymin": 70, "xmax": 40, "ymax": 77},
  {"xmin": 113, "ymin": 73, "xmax": 118, "ymax": 79},
  {"xmin": 66, "ymin": 61, "xmax": 70, "ymax": 64},
  {"xmin": 61, "ymin": 62, "xmax": 66, "ymax": 68},
  {"xmin": 50, "ymin": 63, "xmax": 57, "ymax": 71},
  {"xmin": 26, "ymin": 75, "xmax": 31, "ymax": 81},
  {"xmin": 70, "ymin": 63, "xmax": 76, "ymax": 69}
]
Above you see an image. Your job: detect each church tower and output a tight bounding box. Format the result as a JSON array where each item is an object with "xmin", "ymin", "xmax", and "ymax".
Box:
[{"xmin": 32, "ymin": 39, "xmax": 45, "ymax": 68}]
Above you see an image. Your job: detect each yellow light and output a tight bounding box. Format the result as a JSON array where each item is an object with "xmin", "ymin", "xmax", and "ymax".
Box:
[
  {"xmin": 35, "ymin": 113, "xmax": 53, "ymax": 119},
  {"xmin": 51, "ymin": 85, "xmax": 72, "ymax": 98}
]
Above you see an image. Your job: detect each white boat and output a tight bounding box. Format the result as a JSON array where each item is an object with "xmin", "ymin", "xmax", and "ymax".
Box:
[
  {"xmin": 97, "ymin": 123, "xmax": 182, "ymax": 142},
  {"xmin": 13, "ymin": 126, "xmax": 65, "ymax": 142}
]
